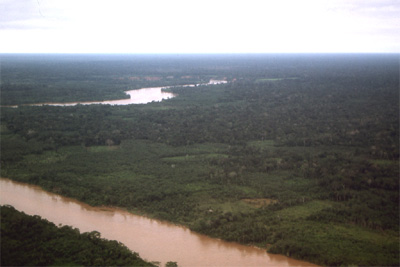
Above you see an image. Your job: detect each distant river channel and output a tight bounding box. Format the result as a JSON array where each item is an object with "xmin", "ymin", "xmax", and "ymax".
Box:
[
  {"xmin": 30, "ymin": 80, "xmax": 227, "ymax": 107},
  {"xmin": 0, "ymin": 178, "xmax": 318, "ymax": 266}
]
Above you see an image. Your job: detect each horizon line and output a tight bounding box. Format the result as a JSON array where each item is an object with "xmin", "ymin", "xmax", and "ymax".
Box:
[{"xmin": 1, "ymin": 52, "xmax": 399, "ymax": 55}]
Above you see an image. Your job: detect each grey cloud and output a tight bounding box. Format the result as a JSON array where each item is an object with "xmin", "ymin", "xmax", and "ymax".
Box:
[
  {"xmin": 0, "ymin": 0, "xmax": 42, "ymax": 23},
  {"xmin": 0, "ymin": 0, "xmax": 62, "ymax": 30},
  {"xmin": 330, "ymin": 0, "xmax": 400, "ymax": 18}
]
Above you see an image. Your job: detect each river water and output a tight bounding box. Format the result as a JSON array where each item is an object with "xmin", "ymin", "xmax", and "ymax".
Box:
[
  {"xmin": 0, "ymin": 178, "xmax": 317, "ymax": 266},
  {"xmin": 30, "ymin": 80, "xmax": 228, "ymax": 106}
]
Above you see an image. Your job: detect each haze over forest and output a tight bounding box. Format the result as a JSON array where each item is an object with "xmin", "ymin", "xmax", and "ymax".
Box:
[
  {"xmin": 1, "ymin": 1, "xmax": 399, "ymax": 266},
  {"xmin": 1, "ymin": 53, "xmax": 399, "ymax": 266}
]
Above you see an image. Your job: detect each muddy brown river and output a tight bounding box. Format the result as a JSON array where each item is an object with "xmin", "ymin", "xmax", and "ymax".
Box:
[{"xmin": 0, "ymin": 178, "xmax": 317, "ymax": 266}]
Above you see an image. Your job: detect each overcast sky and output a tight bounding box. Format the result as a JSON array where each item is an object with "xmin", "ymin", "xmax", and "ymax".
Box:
[{"xmin": 1, "ymin": 0, "xmax": 399, "ymax": 53}]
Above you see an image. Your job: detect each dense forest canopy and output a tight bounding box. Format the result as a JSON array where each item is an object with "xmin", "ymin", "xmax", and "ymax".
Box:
[
  {"xmin": 1, "ymin": 53, "xmax": 397, "ymax": 105},
  {"xmin": 0, "ymin": 205, "xmax": 154, "ymax": 266},
  {"xmin": 0, "ymin": 54, "xmax": 399, "ymax": 266}
]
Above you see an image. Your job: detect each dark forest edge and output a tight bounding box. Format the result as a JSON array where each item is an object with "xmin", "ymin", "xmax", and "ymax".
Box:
[
  {"xmin": 0, "ymin": 205, "xmax": 155, "ymax": 266},
  {"xmin": 0, "ymin": 54, "xmax": 399, "ymax": 266}
]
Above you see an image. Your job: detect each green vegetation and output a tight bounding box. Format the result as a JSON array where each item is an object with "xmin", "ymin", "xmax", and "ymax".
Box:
[
  {"xmin": 0, "ymin": 205, "xmax": 154, "ymax": 266},
  {"xmin": 1, "ymin": 54, "xmax": 399, "ymax": 266}
]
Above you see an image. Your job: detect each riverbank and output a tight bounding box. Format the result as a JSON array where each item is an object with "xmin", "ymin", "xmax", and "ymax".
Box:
[
  {"xmin": 1, "ymin": 205, "xmax": 155, "ymax": 266},
  {"xmin": 1, "ymin": 54, "xmax": 398, "ymax": 266},
  {"xmin": 4, "ymin": 80, "xmax": 228, "ymax": 108},
  {"xmin": 1, "ymin": 135, "xmax": 398, "ymax": 266},
  {"xmin": 0, "ymin": 177, "xmax": 317, "ymax": 267}
]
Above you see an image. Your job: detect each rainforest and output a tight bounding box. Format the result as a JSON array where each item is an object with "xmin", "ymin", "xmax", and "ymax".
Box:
[{"xmin": 1, "ymin": 53, "xmax": 399, "ymax": 266}]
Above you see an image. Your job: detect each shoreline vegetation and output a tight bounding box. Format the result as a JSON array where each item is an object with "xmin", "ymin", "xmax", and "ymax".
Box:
[
  {"xmin": 0, "ymin": 178, "xmax": 317, "ymax": 267},
  {"xmin": 0, "ymin": 205, "xmax": 156, "ymax": 266},
  {"xmin": 3, "ymin": 79, "xmax": 227, "ymax": 108},
  {"xmin": 0, "ymin": 54, "xmax": 398, "ymax": 266}
]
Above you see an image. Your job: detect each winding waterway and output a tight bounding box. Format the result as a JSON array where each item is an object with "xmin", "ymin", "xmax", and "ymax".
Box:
[
  {"xmin": 0, "ymin": 178, "xmax": 317, "ymax": 266},
  {"xmin": 1, "ymin": 79, "xmax": 317, "ymax": 266},
  {"xmin": 30, "ymin": 79, "xmax": 227, "ymax": 106}
]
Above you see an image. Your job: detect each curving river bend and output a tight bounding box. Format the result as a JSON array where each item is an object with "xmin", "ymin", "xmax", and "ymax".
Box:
[
  {"xmin": 1, "ymin": 81, "xmax": 317, "ymax": 266},
  {"xmin": 0, "ymin": 178, "xmax": 317, "ymax": 266},
  {"xmin": 30, "ymin": 79, "xmax": 228, "ymax": 106}
]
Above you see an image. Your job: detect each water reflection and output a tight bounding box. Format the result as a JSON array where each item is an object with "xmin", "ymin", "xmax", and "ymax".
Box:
[
  {"xmin": 29, "ymin": 80, "xmax": 228, "ymax": 107},
  {"xmin": 0, "ymin": 178, "xmax": 317, "ymax": 266}
]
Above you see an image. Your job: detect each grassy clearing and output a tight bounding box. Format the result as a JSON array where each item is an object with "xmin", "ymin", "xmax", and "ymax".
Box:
[
  {"xmin": 198, "ymin": 199, "xmax": 256, "ymax": 214},
  {"xmin": 276, "ymin": 200, "xmax": 334, "ymax": 220},
  {"xmin": 24, "ymin": 151, "xmax": 67, "ymax": 164},
  {"xmin": 162, "ymin": 155, "xmax": 198, "ymax": 162},
  {"xmin": 162, "ymin": 153, "xmax": 228, "ymax": 162},
  {"xmin": 248, "ymin": 140, "xmax": 276, "ymax": 149},
  {"xmin": 241, "ymin": 198, "xmax": 278, "ymax": 208},
  {"xmin": 1, "ymin": 54, "xmax": 398, "ymax": 266},
  {"xmin": 87, "ymin": 146, "xmax": 120, "ymax": 153}
]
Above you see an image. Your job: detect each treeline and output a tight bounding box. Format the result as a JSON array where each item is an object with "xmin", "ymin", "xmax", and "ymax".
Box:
[
  {"xmin": 2, "ymin": 53, "xmax": 397, "ymax": 106},
  {"xmin": 208, "ymin": 144, "xmax": 399, "ymax": 226},
  {"xmin": 0, "ymin": 205, "xmax": 154, "ymax": 266},
  {"xmin": 191, "ymin": 206, "xmax": 399, "ymax": 266},
  {"xmin": 0, "ymin": 54, "xmax": 398, "ymax": 266},
  {"xmin": 1, "ymin": 55, "xmax": 398, "ymax": 231},
  {"xmin": 2, "ymin": 72, "xmax": 398, "ymax": 154}
]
